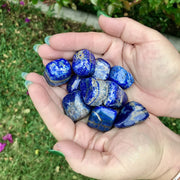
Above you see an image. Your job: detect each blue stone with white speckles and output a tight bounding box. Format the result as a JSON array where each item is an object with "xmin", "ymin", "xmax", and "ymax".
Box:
[
  {"xmin": 67, "ymin": 75, "xmax": 83, "ymax": 93},
  {"xmin": 80, "ymin": 77, "xmax": 108, "ymax": 106},
  {"xmin": 114, "ymin": 101, "xmax": 149, "ymax": 128},
  {"xmin": 62, "ymin": 90, "xmax": 91, "ymax": 122},
  {"xmin": 104, "ymin": 81, "xmax": 128, "ymax": 108},
  {"xmin": 88, "ymin": 106, "xmax": 117, "ymax": 132},
  {"xmin": 109, "ymin": 66, "xmax": 134, "ymax": 89},
  {"xmin": 44, "ymin": 58, "xmax": 72, "ymax": 86},
  {"xmin": 92, "ymin": 58, "xmax": 111, "ymax": 80},
  {"xmin": 72, "ymin": 49, "xmax": 96, "ymax": 77}
]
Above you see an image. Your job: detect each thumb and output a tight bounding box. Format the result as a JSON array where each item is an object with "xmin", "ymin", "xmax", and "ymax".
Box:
[
  {"xmin": 98, "ymin": 15, "xmax": 160, "ymax": 44},
  {"xmin": 53, "ymin": 140, "xmax": 120, "ymax": 180}
]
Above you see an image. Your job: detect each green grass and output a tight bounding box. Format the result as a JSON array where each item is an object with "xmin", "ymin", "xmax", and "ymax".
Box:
[{"xmin": 0, "ymin": 1, "xmax": 179, "ymax": 180}]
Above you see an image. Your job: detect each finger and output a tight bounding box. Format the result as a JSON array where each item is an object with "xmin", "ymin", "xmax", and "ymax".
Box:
[
  {"xmin": 38, "ymin": 44, "xmax": 75, "ymax": 60},
  {"xmin": 98, "ymin": 16, "xmax": 160, "ymax": 44},
  {"xmin": 47, "ymin": 32, "xmax": 114, "ymax": 55},
  {"xmin": 53, "ymin": 140, "xmax": 121, "ymax": 180},
  {"xmin": 39, "ymin": 45, "xmax": 103, "ymax": 65},
  {"xmin": 27, "ymin": 78, "xmax": 74, "ymax": 141}
]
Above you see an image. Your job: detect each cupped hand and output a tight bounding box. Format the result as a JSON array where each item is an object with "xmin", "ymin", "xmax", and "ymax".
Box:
[
  {"xmin": 37, "ymin": 16, "xmax": 180, "ymax": 117},
  {"xmin": 25, "ymin": 73, "xmax": 180, "ymax": 180}
]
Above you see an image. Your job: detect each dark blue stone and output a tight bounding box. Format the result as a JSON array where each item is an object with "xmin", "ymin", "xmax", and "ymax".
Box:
[
  {"xmin": 44, "ymin": 58, "xmax": 72, "ymax": 86},
  {"xmin": 62, "ymin": 90, "xmax": 91, "ymax": 122},
  {"xmin": 109, "ymin": 66, "xmax": 134, "ymax": 89},
  {"xmin": 88, "ymin": 106, "xmax": 117, "ymax": 132},
  {"xmin": 67, "ymin": 75, "xmax": 83, "ymax": 93},
  {"xmin": 72, "ymin": 49, "xmax": 96, "ymax": 77},
  {"xmin": 79, "ymin": 77, "xmax": 108, "ymax": 106},
  {"xmin": 92, "ymin": 58, "xmax": 111, "ymax": 80},
  {"xmin": 104, "ymin": 81, "xmax": 128, "ymax": 108},
  {"xmin": 114, "ymin": 101, "xmax": 149, "ymax": 128}
]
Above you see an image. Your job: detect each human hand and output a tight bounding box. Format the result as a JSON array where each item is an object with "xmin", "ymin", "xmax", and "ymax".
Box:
[
  {"xmin": 36, "ymin": 16, "xmax": 180, "ymax": 118},
  {"xmin": 25, "ymin": 72, "xmax": 180, "ymax": 180}
]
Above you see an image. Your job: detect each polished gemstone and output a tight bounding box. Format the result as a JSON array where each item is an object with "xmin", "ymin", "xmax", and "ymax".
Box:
[
  {"xmin": 109, "ymin": 66, "xmax": 134, "ymax": 89},
  {"xmin": 92, "ymin": 58, "xmax": 111, "ymax": 80},
  {"xmin": 67, "ymin": 75, "xmax": 82, "ymax": 93},
  {"xmin": 72, "ymin": 49, "xmax": 96, "ymax": 76},
  {"xmin": 62, "ymin": 90, "xmax": 91, "ymax": 121},
  {"xmin": 104, "ymin": 81, "xmax": 128, "ymax": 108},
  {"xmin": 44, "ymin": 58, "xmax": 72, "ymax": 86},
  {"xmin": 79, "ymin": 77, "xmax": 108, "ymax": 106},
  {"xmin": 88, "ymin": 106, "xmax": 117, "ymax": 132},
  {"xmin": 114, "ymin": 101, "xmax": 149, "ymax": 128}
]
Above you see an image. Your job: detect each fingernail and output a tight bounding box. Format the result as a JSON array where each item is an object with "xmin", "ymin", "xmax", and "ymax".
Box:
[
  {"xmin": 33, "ymin": 44, "xmax": 41, "ymax": 53},
  {"xmin": 21, "ymin": 72, "xmax": 28, "ymax": 80},
  {"xmin": 48, "ymin": 149, "xmax": 65, "ymax": 157},
  {"xmin": 44, "ymin": 36, "xmax": 51, "ymax": 45},
  {"xmin": 24, "ymin": 80, "xmax": 33, "ymax": 89},
  {"xmin": 97, "ymin": 10, "xmax": 111, "ymax": 18}
]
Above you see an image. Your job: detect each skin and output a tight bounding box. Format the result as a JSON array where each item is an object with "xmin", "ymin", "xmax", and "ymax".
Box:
[{"xmin": 26, "ymin": 16, "xmax": 180, "ymax": 179}]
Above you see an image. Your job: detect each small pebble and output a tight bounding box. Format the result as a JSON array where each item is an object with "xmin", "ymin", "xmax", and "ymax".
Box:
[
  {"xmin": 109, "ymin": 66, "xmax": 134, "ymax": 89},
  {"xmin": 92, "ymin": 58, "xmax": 111, "ymax": 80},
  {"xmin": 114, "ymin": 101, "xmax": 149, "ymax": 128},
  {"xmin": 72, "ymin": 49, "xmax": 96, "ymax": 76},
  {"xmin": 104, "ymin": 81, "xmax": 128, "ymax": 108},
  {"xmin": 62, "ymin": 90, "xmax": 91, "ymax": 121},
  {"xmin": 80, "ymin": 77, "xmax": 108, "ymax": 106},
  {"xmin": 44, "ymin": 58, "xmax": 72, "ymax": 86},
  {"xmin": 88, "ymin": 106, "xmax": 117, "ymax": 132}
]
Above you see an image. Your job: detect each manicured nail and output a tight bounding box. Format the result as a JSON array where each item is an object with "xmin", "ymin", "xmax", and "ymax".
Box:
[
  {"xmin": 21, "ymin": 72, "xmax": 28, "ymax": 80},
  {"xmin": 97, "ymin": 10, "xmax": 111, "ymax": 18},
  {"xmin": 44, "ymin": 36, "xmax": 51, "ymax": 45},
  {"xmin": 48, "ymin": 149, "xmax": 65, "ymax": 157},
  {"xmin": 33, "ymin": 44, "xmax": 41, "ymax": 53},
  {"xmin": 24, "ymin": 80, "xmax": 33, "ymax": 89}
]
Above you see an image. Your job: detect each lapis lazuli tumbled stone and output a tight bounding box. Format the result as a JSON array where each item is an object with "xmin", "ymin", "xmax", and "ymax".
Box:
[
  {"xmin": 67, "ymin": 75, "xmax": 83, "ymax": 93},
  {"xmin": 104, "ymin": 81, "xmax": 128, "ymax": 108},
  {"xmin": 72, "ymin": 49, "xmax": 96, "ymax": 77},
  {"xmin": 79, "ymin": 77, "xmax": 108, "ymax": 106},
  {"xmin": 88, "ymin": 106, "xmax": 117, "ymax": 132},
  {"xmin": 92, "ymin": 58, "xmax": 111, "ymax": 80},
  {"xmin": 44, "ymin": 58, "xmax": 72, "ymax": 87},
  {"xmin": 62, "ymin": 90, "xmax": 91, "ymax": 122},
  {"xmin": 114, "ymin": 101, "xmax": 149, "ymax": 128},
  {"xmin": 109, "ymin": 66, "xmax": 134, "ymax": 89}
]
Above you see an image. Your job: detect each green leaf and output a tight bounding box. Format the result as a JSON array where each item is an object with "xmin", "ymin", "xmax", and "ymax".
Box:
[
  {"xmin": 107, "ymin": 4, "xmax": 114, "ymax": 15},
  {"xmin": 71, "ymin": 3, "xmax": 77, "ymax": 10},
  {"xmin": 62, "ymin": 0, "xmax": 70, "ymax": 6},
  {"xmin": 90, "ymin": 0, "xmax": 98, "ymax": 6},
  {"xmin": 32, "ymin": 0, "xmax": 38, "ymax": 4},
  {"xmin": 170, "ymin": 0, "xmax": 180, "ymax": 3}
]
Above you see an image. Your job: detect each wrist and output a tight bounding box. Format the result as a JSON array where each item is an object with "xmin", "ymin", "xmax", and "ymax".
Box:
[{"xmin": 152, "ymin": 127, "xmax": 180, "ymax": 180}]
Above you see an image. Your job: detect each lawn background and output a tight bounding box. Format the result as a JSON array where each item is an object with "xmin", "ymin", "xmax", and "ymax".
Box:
[{"xmin": 0, "ymin": 1, "xmax": 179, "ymax": 180}]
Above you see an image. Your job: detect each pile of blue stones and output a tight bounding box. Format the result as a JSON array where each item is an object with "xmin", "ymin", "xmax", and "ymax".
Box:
[{"xmin": 44, "ymin": 49, "xmax": 149, "ymax": 132}]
